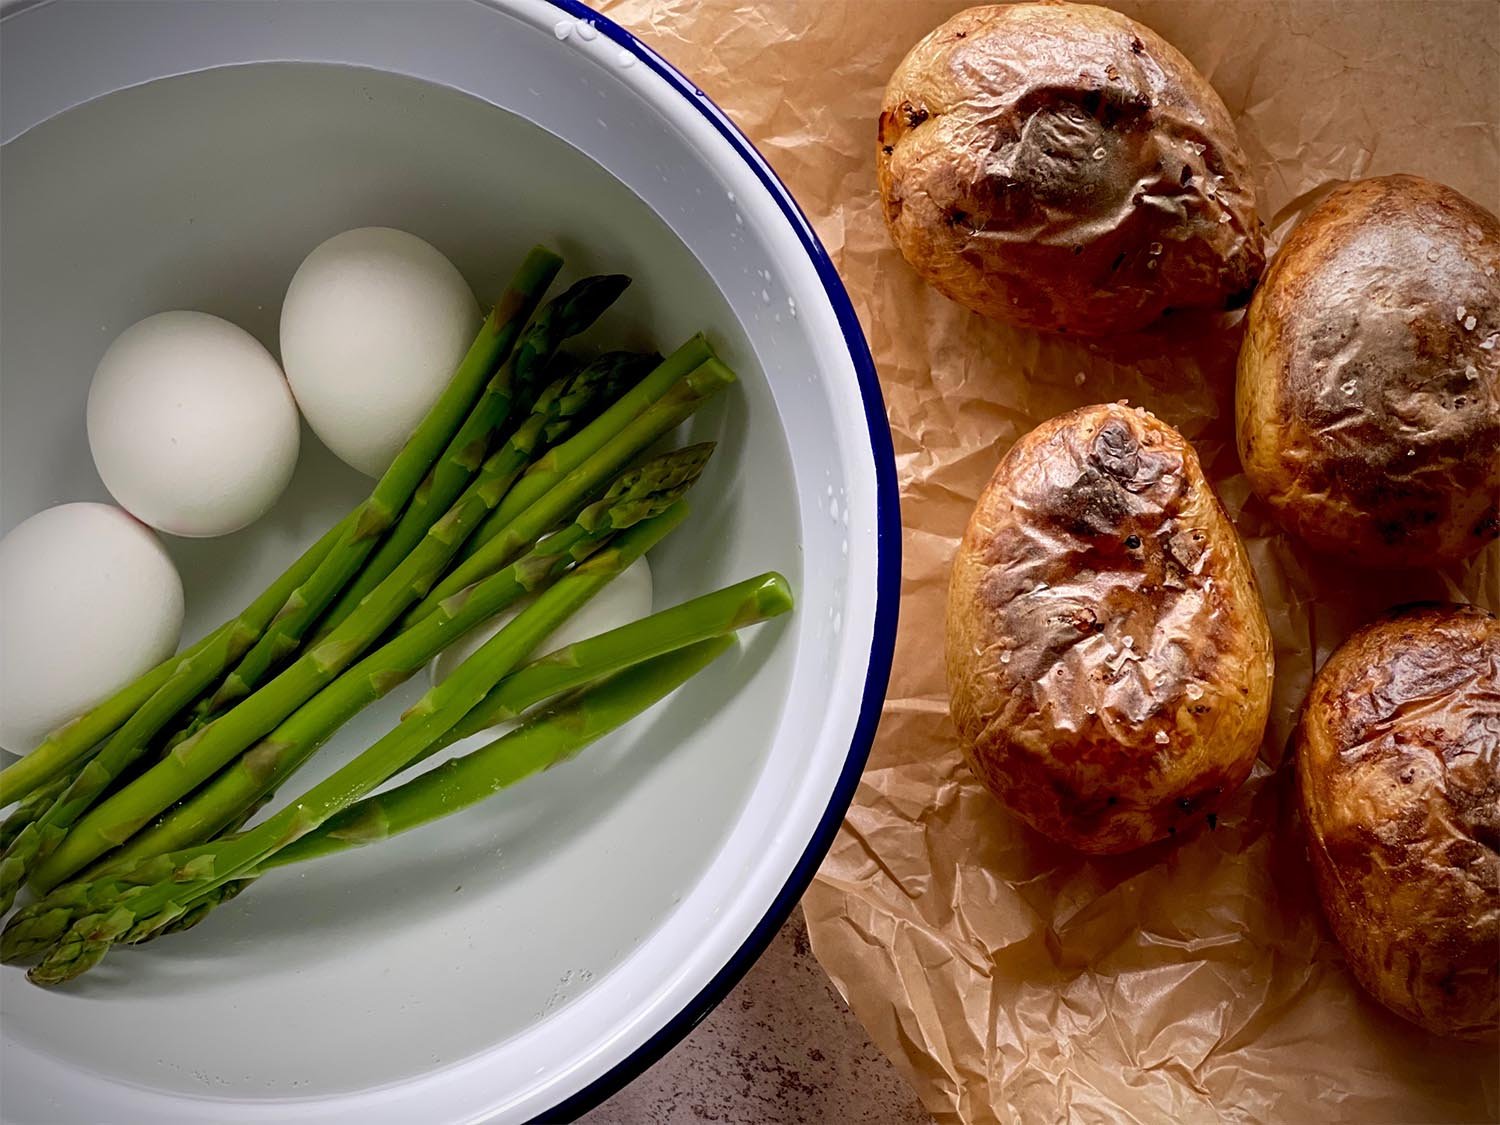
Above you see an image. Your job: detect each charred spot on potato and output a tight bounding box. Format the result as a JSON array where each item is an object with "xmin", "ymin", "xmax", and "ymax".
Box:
[
  {"xmin": 1098, "ymin": 420, "xmax": 1140, "ymax": 480},
  {"xmin": 1206, "ymin": 812, "xmax": 1218, "ymax": 830},
  {"xmin": 902, "ymin": 102, "xmax": 929, "ymax": 129},
  {"xmin": 881, "ymin": 144, "xmax": 894, "ymax": 156}
]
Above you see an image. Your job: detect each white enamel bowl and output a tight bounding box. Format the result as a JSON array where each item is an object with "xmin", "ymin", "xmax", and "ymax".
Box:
[{"xmin": 0, "ymin": 1, "xmax": 898, "ymax": 1121}]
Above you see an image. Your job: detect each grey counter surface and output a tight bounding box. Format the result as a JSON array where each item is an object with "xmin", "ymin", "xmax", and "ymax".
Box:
[{"xmin": 581, "ymin": 907, "xmax": 932, "ymax": 1124}]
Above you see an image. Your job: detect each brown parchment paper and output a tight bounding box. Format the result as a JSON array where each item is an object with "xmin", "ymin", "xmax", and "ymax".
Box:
[{"xmin": 598, "ymin": 1, "xmax": 1500, "ymax": 1120}]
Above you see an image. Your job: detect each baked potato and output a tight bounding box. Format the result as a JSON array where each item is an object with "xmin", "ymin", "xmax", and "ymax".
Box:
[
  {"xmin": 1296, "ymin": 603, "xmax": 1499, "ymax": 1040},
  {"xmin": 1237, "ymin": 175, "xmax": 1500, "ymax": 567},
  {"xmin": 878, "ymin": 2, "xmax": 1265, "ymax": 335},
  {"xmin": 946, "ymin": 403, "xmax": 1274, "ymax": 853}
]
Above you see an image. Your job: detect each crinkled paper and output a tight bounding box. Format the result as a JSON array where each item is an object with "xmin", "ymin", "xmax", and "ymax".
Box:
[{"xmin": 600, "ymin": 2, "xmax": 1500, "ymax": 1120}]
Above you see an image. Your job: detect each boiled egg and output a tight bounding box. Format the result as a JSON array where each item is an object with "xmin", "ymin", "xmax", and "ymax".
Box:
[
  {"xmin": 0, "ymin": 503, "xmax": 184, "ymax": 754},
  {"xmin": 280, "ymin": 227, "xmax": 479, "ymax": 477},
  {"xmin": 87, "ymin": 311, "xmax": 300, "ymax": 538}
]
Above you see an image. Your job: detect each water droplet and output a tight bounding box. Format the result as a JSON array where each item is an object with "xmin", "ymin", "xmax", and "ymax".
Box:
[
  {"xmin": 1149, "ymin": 242, "xmax": 1163, "ymax": 255},
  {"xmin": 1407, "ymin": 448, "xmax": 1417, "ymax": 457},
  {"xmin": 575, "ymin": 18, "xmax": 598, "ymax": 40},
  {"xmin": 1480, "ymin": 337, "xmax": 1496, "ymax": 351},
  {"xmin": 999, "ymin": 652, "xmax": 1011, "ymax": 665},
  {"xmin": 1074, "ymin": 371, "xmax": 1086, "ymax": 386},
  {"xmin": 829, "ymin": 496, "xmax": 839, "ymax": 519},
  {"xmin": 726, "ymin": 190, "xmax": 736, "ymax": 203},
  {"xmin": 841, "ymin": 538, "xmax": 848, "ymax": 557},
  {"xmin": 826, "ymin": 483, "xmax": 834, "ymax": 496},
  {"xmin": 1426, "ymin": 247, "xmax": 1441, "ymax": 261},
  {"xmin": 832, "ymin": 611, "xmax": 843, "ymax": 633},
  {"xmin": 1154, "ymin": 730, "xmax": 1170, "ymax": 745},
  {"xmin": 1091, "ymin": 147, "xmax": 1106, "ymax": 160},
  {"xmin": 1466, "ymin": 364, "xmax": 1481, "ymax": 380},
  {"xmin": 1186, "ymin": 683, "xmax": 1204, "ymax": 700},
  {"xmin": 1341, "ymin": 379, "xmax": 1356, "ymax": 396},
  {"xmin": 1122, "ymin": 636, "xmax": 1135, "ymax": 649},
  {"xmin": 1457, "ymin": 305, "xmax": 1468, "ymax": 322},
  {"xmin": 554, "ymin": 19, "xmax": 572, "ymax": 39},
  {"xmin": 1085, "ymin": 705, "xmax": 1097, "ymax": 716},
  {"xmin": 788, "ymin": 297, "xmax": 798, "ymax": 318},
  {"xmin": 616, "ymin": 50, "xmax": 635, "ymax": 68},
  {"xmin": 1464, "ymin": 315, "xmax": 1477, "ymax": 331},
  {"xmin": 761, "ymin": 288, "xmax": 771, "ymax": 303},
  {"xmin": 735, "ymin": 213, "xmax": 745, "ymax": 226}
]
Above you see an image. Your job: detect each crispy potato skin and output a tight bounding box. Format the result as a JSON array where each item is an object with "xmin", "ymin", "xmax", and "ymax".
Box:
[
  {"xmin": 1237, "ymin": 175, "xmax": 1500, "ymax": 567},
  {"xmin": 1296, "ymin": 604, "xmax": 1499, "ymax": 1040},
  {"xmin": 878, "ymin": 2, "xmax": 1264, "ymax": 335},
  {"xmin": 946, "ymin": 404, "xmax": 1274, "ymax": 853}
]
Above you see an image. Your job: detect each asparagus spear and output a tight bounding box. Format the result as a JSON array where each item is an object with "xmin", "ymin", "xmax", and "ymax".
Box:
[
  {"xmin": 0, "ymin": 507, "xmax": 353, "ymax": 808},
  {"xmin": 3, "ymin": 569, "xmax": 790, "ymax": 959},
  {"xmin": 38, "ymin": 639, "xmax": 732, "ymax": 958},
  {"xmin": 407, "ymin": 357, "xmax": 735, "ymax": 624},
  {"xmin": 0, "ymin": 513, "xmax": 355, "ymax": 911},
  {"xmin": 30, "ymin": 449, "xmax": 711, "ymax": 890},
  {"xmin": 458, "ymin": 334, "xmax": 713, "ymax": 564},
  {"xmin": 278, "ymin": 636, "xmax": 734, "ymax": 867},
  {"xmin": 0, "ymin": 777, "xmax": 67, "ymax": 851},
  {"xmin": 112, "ymin": 359, "xmax": 669, "ymax": 860},
  {"xmin": 25, "ymin": 499, "xmax": 704, "ymax": 984},
  {"xmin": 198, "ymin": 252, "xmax": 573, "ymax": 718},
  {"xmin": 310, "ymin": 279, "xmax": 633, "ymax": 641},
  {"xmin": 400, "ymin": 571, "xmax": 793, "ymax": 777}
]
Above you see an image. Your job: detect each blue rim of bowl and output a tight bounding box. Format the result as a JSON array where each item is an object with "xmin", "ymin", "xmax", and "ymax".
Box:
[{"xmin": 529, "ymin": 1, "xmax": 900, "ymax": 1121}]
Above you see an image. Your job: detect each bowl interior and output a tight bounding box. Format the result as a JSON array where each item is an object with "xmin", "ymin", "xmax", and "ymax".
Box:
[{"xmin": 0, "ymin": 60, "xmax": 815, "ymax": 1104}]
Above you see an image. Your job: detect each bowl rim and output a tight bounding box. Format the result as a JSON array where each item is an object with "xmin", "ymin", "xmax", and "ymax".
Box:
[
  {"xmin": 0, "ymin": 0, "xmax": 901, "ymax": 1118},
  {"xmin": 526, "ymin": 3, "xmax": 900, "ymax": 1117}
]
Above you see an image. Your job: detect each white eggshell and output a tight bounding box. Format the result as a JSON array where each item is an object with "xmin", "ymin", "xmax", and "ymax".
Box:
[
  {"xmin": 429, "ymin": 556, "xmax": 654, "ymax": 735},
  {"xmin": 280, "ymin": 227, "xmax": 479, "ymax": 478},
  {"xmin": 0, "ymin": 503, "xmax": 184, "ymax": 754},
  {"xmin": 86, "ymin": 311, "xmax": 301, "ymax": 538}
]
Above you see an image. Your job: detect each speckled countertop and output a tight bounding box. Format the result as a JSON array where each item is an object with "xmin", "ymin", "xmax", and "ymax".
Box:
[{"xmin": 580, "ymin": 907, "xmax": 932, "ymax": 1124}]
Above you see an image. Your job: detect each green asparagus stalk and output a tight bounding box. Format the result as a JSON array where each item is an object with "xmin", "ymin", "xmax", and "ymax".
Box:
[
  {"xmin": 0, "ymin": 513, "xmax": 355, "ymax": 911},
  {"xmin": 0, "ymin": 776, "xmax": 68, "ymax": 851},
  {"xmin": 407, "ymin": 357, "xmax": 735, "ymax": 624},
  {"xmin": 22, "ymin": 639, "xmax": 730, "ymax": 962},
  {"xmin": 311, "ymin": 279, "xmax": 633, "ymax": 640},
  {"xmin": 280, "ymin": 637, "xmax": 735, "ymax": 865},
  {"xmin": 30, "ymin": 449, "xmax": 711, "ymax": 891},
  {"xmin": 198, "ymin": 250, "xmax": 569, "ymax": 718},
  {"xmin": 399, "ymin": 571, "xmax": 793, "ymax": 777},
  {"xmin": 9, "ymin": 635, "xmax": 721, "ymax": 953},
  {"xmin": 458, "ymin": 334, "xmax": 713, "ymax": 564},
  {"xmin": 0, "ymin": 507, "xmax": 354, "ymax": 809},
  {"xmin": 24, "ymin": 498, "xmax": 705, "ymax": 984},
  {"xmin": 1, "ymin": 568, "xmax": 790, "ymax": 960},
  {"xmin": 110, "ymin": 358, "xmax": 669, "ymax": 861}
]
